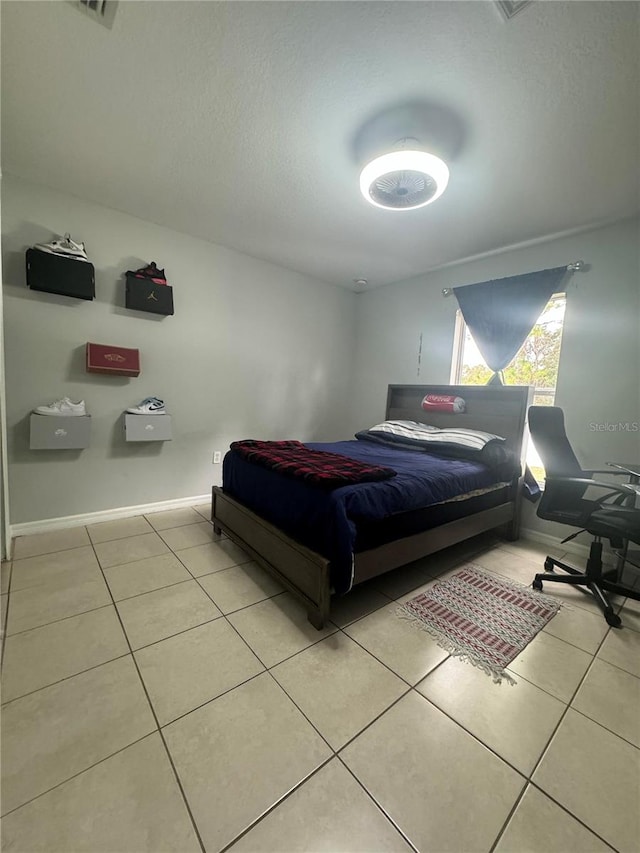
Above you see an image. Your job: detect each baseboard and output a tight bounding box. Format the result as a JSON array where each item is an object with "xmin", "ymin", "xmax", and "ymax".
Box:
[
  {"xmin": 10, "ymin": 494, "xmax": 211, "ymax": 538},
  {"xmin": 519, "ymin": 526, "xmax": 617, "ymax": 567}
]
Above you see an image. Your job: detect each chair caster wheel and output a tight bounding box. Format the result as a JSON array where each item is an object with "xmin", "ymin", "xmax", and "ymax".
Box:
[
  {"xmin": 544, "ymin": 558, "xmax": 554, "ymax": 571},
  {"xmin": 532, "ymin": 578, "xmax": 543, "ymax": 591},
  {"xmin": 606, "ymin": 613, "xmax": 622, "ymax": 628}
]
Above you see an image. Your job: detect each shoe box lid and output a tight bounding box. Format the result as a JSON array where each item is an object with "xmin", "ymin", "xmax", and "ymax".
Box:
[{"xmin": 86, "ymin": 342, "xmax": 140, "ymax": 377}]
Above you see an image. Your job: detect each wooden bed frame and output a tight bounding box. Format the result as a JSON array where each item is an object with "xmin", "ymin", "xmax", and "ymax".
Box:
[{"xmin": 212, "ymin": 384, "xmax": 533, "ymax": 628}]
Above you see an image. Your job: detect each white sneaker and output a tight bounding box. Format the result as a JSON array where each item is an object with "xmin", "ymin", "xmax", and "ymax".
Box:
[
  {"xmin": 34, "ymin": 397, "xmax": 87, "ymax": 417},
  {"xmin": 34, "ymin": 234, "xmax": 88, "ymax": 262},
  {"xmin": 126, "ymin": 397, "xmax": 166, "ymax": 415}
]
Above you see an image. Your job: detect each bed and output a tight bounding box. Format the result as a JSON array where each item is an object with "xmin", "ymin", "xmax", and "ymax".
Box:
[{"xmin": 211, "ymin": 384, "xmax": 533, "ymax": 629}]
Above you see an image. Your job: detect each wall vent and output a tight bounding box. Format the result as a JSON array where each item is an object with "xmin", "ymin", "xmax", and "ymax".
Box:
[
  {"xmin": 72, "ymin": 0, "xmax": 118, "ymax": 29},
  {"xmin": 496, "ymin": 1, "xmax": 532, "ymax": 20}
]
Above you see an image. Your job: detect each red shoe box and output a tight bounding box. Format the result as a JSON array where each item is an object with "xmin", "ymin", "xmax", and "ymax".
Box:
[{"xmin": 86, "ymin": 343, "xmax": 140, "ymax": 377}]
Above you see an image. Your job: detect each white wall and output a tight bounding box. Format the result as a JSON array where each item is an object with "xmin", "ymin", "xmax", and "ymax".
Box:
[
  {"xmin": 351, "ymin": 217, "xmax": 640, "ymax": 540},
  {"xmin": 2, "ymin": 176, "xmax": 356, "ymax": 524},
  {"xmin": 3, "ymin": 173, "xmax": 638, "ymax": 546}
]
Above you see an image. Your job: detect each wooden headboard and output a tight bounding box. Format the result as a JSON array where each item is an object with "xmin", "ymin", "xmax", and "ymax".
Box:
[{"xmin": 385, "ymin": 384, "xmax": 533, "ymax": 465}]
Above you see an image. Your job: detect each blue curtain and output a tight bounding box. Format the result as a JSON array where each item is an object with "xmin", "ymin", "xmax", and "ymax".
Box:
[
  {"xmin": 453, "ymin": 266, "xmax": 569, "ymax": 501},
  {"xmin": 453, "ymin": 267, "xmax": 568, "ymax": 384}
]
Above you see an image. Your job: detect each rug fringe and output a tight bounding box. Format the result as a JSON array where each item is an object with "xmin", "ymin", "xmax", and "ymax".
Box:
[{"xmin": 397, "ymin": 606, "xmax": 517, "ymax": 686}]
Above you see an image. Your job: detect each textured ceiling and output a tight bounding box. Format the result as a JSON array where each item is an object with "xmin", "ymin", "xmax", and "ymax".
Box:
[{"xmin": 2, "ymin": 1, "xmax": 639, "ymax": 288}]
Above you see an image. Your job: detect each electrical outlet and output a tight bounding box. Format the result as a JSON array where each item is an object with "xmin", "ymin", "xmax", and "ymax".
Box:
[{"xmin": 213, "ymin": 451, "xmax": 222, "ymax": 464}]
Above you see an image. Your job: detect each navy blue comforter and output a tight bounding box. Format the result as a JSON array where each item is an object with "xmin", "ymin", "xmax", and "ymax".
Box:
[{"xmin": 223, "ymin": 440, "xmax": 508, "ymax": 594}]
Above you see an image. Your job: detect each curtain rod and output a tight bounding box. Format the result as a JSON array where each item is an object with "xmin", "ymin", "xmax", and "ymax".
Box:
[{"xmin": 441, "ymin": 260, "xmax": 585, "ymax": 297}]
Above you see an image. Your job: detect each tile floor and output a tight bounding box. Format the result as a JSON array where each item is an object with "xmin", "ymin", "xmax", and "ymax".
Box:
[{"xmin": 1, "ymin": 505, "xmax": 639, "ymax": 852}]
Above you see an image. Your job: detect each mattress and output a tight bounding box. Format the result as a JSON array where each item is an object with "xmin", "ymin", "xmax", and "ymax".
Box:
[{"xmin": 222, "ymin": 439, "xmax": 516, "ymax": 594}]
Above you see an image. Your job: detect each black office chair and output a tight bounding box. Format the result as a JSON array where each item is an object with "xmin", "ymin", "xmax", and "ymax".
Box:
[{"xmin": 528, "ymin": 406, "xmax": 640, "ymax": 627}]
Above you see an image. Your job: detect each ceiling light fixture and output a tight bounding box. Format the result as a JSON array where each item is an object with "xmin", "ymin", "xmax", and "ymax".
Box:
[{"xmin": 359, "ymin": 139, "xmax": 449, "ymax": 211}]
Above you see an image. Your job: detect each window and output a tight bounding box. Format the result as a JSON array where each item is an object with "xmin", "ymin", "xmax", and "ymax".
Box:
[{"xmin": 451, "ymin": 294, "xmax": 567, "ymax": 483}]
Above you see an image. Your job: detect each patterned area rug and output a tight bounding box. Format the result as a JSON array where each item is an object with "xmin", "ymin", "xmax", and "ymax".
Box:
[{"xmin": 398, "ymin": 565, "xmax": 562, "ymax": 684}]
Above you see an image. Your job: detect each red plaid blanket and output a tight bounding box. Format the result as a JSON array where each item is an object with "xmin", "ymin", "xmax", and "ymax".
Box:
[{"xmin": 230, "ymin": 440, "xmax": 397, "ymax": 489}]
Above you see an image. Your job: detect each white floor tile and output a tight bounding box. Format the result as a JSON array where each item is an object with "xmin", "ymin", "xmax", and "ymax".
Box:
[
  {"xmin": 228, "ymin": 593, "xmax": 336, "ymax": 668},
  {"xmin": 6, "ymin": 575, "xmax": 111, "ymax": 635},
  {"xmin": 193, "ymin": 503, "xmax": 213, "ymax": 520},
  {"xmin": 572, "ymin": 658, "xmax": 640, "ymax": 747},
  {"xmin": 341, "ymin": 691, "xmax": 525, "ymax": 853},
  {"xmin": 164, "ymin": 673, "xmax": 331, "ymax": 852},
  {"xmin": 473, "ymin": 547, "xmax": 541, "ymax": 586},
  {"xmin": 197, "ymin": 562, "xmax": 284, "ymax": 613},
  {"xmin": 495, "ymin": 784, "xmax": 612, "ymax": 853},
  {"xmin": 159, "ymin": 522, "xmax": 216, "ymax": 551},
  {"xmin": 1, "ymin": 657, "xmax": 155, "ymax": 815},
  {"xmin": 0, "ymin": 734, "xmax": 200, "ymax": 852},
  {"xmin": 2, "ymin": 606, "xmax": 128, "ymax": 702},
  {"xmin": 87, "ymin": 515, "xmax": 153, "ymax": 544},
  {"xmin": 272, "ymin": 632, "xmax": 407, "ymax": 749},
  {"xmin": 229, "ymin": 758, "xmax": 412, "ymax": 852},
  {"xmin": 10, "ymin": 546, "xmax": 100, "ymax": 594},
  {"xmin": 597, "ymin": 623, "xmax": 640, "ymax": 677},
  {"xmin": 618, "ymin": 595, "xmax": 640, "ymax": 633},
  {"xmin": 417, "ymin": 656, "xmax": 565, "ymax": 775},
  {"xmin": 145, "ymin": 507, "xmax": 204, "ymax": 530},
  {"xmin": 508, "ymin": 629, "xmax": 592, "ymax": 703},
  {"xmin": 134, "ymin": 618, "xmax": 264, "ymax": 725},
  {"xmin": 12, "ymin": 527, "xmax": 90, "ymax": 560},
  {"xmin": 344, "ymin": 601, "xmax": 449, "ymax": 685},
  {"xmin": 94, "ymin": 532, "xmax": 169, "ymax": 569},
  {"xmin": 2, "ymin": 526, "xmax": 633, "ymax": 851},
  {"xmin": 499, "ymin": 538, "xmax": 566, "ymax": 564},
  {"xmin": 117, "ymin": 579, "xmax": 221, "ymax": 649},
  {"xmin": 533, "ymin": 708, "xmax": 640, "ymax": 852},
  {"xmin": 103, "ymin": 552, "xmax": 192, "ymax": 601},
  {"xmin": 176, "ymin": 539, "xmax": 251, "ymax": 577},
  {"xmin": 542, "ymin": 601, "xmax": 610, "ymax": 654}
]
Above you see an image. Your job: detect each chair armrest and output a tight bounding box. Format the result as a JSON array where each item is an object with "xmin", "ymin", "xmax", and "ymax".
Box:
[{"xmin": 545, "ymin": 476, "xmax": 636, "ymax": 497}]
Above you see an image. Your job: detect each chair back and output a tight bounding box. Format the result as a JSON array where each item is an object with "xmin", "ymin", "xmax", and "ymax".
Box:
[{"xmin": 528, "ymin": 406, "xmax": 592, "ymax": 524}]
